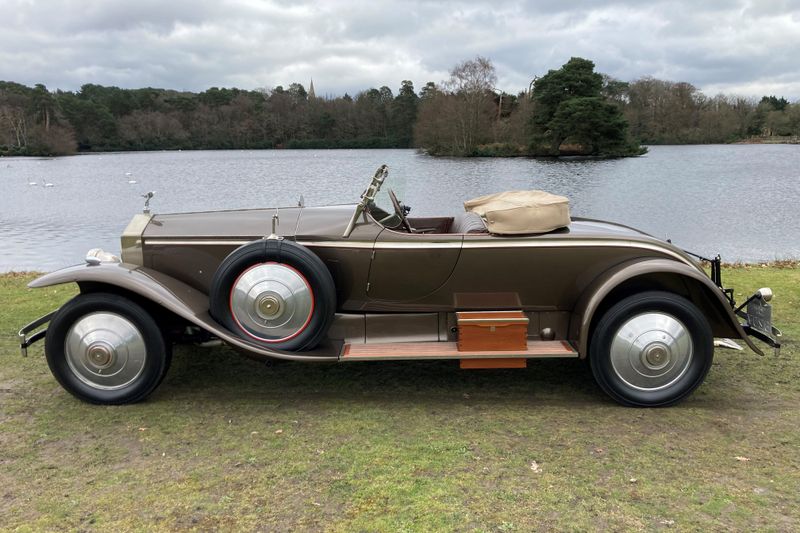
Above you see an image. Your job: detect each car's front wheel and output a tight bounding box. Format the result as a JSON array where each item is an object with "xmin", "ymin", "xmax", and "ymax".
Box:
[
  {"xmin": 589, "ymin": 291, "xmax": 714, "ymax": 407},
  {"xmin": 45, "ymin": 293, "xmax": 170, "ymax": 404}
]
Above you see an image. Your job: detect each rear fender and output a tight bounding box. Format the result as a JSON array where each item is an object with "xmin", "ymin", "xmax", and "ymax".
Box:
[
  {"xmin": 571, "ymin": 258, "xmax": 763, "ymax": 357},
  {"xmin": 29, "ymin": 263, "xmax": 340, "ymax": 361}
]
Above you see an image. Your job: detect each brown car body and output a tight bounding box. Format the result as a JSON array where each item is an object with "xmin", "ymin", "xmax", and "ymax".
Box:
[{"xmin": 20, "ymin": 167, "xmax": 781, "ymax": 405}]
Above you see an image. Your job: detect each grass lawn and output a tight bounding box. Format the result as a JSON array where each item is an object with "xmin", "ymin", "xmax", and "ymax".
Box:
[{"xmin": 1, "ymin": 267, "xmax": 798, "ymax": 531}]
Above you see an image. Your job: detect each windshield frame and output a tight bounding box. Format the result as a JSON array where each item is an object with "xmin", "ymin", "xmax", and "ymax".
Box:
[{"xmin": 342, "ymin": 165, "xmax": 391, "ymax": 238}]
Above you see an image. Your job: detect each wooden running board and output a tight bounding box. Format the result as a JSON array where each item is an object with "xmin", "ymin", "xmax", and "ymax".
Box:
[{"xmin": 340, "ymin": 340, "xmax": 578, "ymax": 362}]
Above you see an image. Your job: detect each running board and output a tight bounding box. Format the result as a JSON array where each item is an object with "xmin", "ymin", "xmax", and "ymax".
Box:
[{"xmin": 340, "ymin": 340, "xmax": 578, "ymax": 362}]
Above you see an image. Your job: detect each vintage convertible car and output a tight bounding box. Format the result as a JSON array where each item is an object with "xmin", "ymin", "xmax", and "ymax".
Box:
[{"xmin": 20, "ymin": 165, "xmax": 781, "ymax": 407}]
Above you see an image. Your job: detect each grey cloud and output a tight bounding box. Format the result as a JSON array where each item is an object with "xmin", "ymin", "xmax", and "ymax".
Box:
[{"xmin": 0, "ymin": 0, "xmax": 798, "ymax": 99}]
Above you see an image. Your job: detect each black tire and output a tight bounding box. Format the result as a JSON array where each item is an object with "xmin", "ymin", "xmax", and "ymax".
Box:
[
  {"xmin": 209, "ymin": 239, "xmax": 336, "ymax": 351},
  {"xmin": 589, "ymin": 291, "xmax": 714, "ymax": 407},
  {"xmin": 45, "ymin": 293, "xmax": 171, "ymax": 405}
]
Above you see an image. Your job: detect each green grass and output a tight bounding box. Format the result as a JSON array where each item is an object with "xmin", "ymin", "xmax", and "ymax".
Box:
[{"xmin": 1, "ymin": 267, "xmax": 798, "ymax": 531}]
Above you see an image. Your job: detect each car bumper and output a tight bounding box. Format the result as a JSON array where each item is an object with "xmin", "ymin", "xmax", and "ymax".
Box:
[{"xmin": 18, "ymin": 311, "xmax": 55, "ymax": 357}]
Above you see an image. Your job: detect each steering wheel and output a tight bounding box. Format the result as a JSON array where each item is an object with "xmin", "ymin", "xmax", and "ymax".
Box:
[{"xmin": 388, "ymin": 189, "xmax": 412, "ymax": 232}]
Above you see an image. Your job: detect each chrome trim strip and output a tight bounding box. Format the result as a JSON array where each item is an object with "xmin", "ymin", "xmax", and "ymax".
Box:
[
  {"xmin": 145, "ymin": 240, "xmax": 252, "ymax": 246},
  {"xmin": 144, "ymin": 238, "xmax": 694, "ymax": 266},
  {"xmin": 459, "ymin": 239, "xmax": 659, "ymax": 249},
  {"xmin": 458, "ymin": 239, "xmax": 694, "ymax": 266},
  {"xmin": 298, "ymin": 240, "xmax": 374, "ymax": 249},
  {"xmin": 457, "ymin": 318, "xmax": 530, "ymax": 325},
  {"xmin": 376, "ymin": 241, "xmax": 462, "ymax": 249},
  {"xmin": 146, "ymin": 239, "xmax": 377, "ymax": 249}
]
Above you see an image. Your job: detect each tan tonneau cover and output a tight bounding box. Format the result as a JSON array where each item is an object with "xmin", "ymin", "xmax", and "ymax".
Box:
[{"xmin": 464, "ymin": 190, "xmax": 570, "ymax": 234}]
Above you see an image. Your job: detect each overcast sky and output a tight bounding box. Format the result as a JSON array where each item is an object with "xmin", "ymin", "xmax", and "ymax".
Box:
[{"xmin": 2, "ymin": 0, "xmax": 799, "ymax": 99}]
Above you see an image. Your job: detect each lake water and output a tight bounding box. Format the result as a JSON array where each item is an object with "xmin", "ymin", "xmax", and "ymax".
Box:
[{"xmin": 0, "ymin": 145, "xmax": 798, "ymax": 271}]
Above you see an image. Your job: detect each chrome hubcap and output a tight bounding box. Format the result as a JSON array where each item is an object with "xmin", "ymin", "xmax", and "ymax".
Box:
[
  {"xmin": 231, "ymin": 263, "xmax": 314, "ymax": 342},
  {"xmin": 256, "ymin": 294, "xmax": 282, "ymax": 318},
  {"xmin": 65, "ymin": 312, "xmax": 147, "ymax": 390},
  {"xmin": 87, "ymin": 342, "xmax": 114, "ymax": 368},
  {"xmin": 610, "ymin": 312, "xmax": 693, "ymax": 391},
  {"xmin": 643, "ymin": 344, "xmax": 669, "ymax": 369}
]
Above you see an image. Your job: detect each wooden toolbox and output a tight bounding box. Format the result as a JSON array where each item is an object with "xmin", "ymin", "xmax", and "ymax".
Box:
[{"xmin": 456, "ymin": 311, "xmax": 529, "ymax": 351}]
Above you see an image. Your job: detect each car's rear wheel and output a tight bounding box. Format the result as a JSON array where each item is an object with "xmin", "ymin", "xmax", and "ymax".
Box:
[
  {"xmin": 45, "ymin": 293, "xmax": 170, "ymax": 404},
  {"xmin": 209, "ymin": 239, "xmax": 336, "ymax": 351},
  {"xmin": 589, "ymin": 291, "xmax": 714, "ymax": 407}
]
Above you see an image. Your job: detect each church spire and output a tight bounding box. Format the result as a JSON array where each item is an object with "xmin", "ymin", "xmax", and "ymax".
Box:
[{"xmin": 308, "ymin": 78, "xmax": 316, "ymax": 99}]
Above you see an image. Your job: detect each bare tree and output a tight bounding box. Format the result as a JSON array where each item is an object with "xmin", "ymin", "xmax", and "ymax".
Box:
[
  {"xmin": 446, "ymin": 56, "xmax": 497, "ymax": 94},
  {"xmin": 0, "ymin": 96, "xmax": 29, "ymax": 150},
  {"xmin": 415, "ymin": 56, "xmax": 498, "ymax": 155},
  {"xmin": 445, "ymin": 56, "xmax": 497, "ymax": 154}
]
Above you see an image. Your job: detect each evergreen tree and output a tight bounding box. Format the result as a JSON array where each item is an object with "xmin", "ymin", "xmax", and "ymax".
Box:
[{"xmin": 529, "ymin": 57, "xmax": 641, "ymax": 156}]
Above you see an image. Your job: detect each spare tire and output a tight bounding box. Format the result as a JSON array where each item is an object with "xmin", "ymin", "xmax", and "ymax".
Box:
[{"xmin": 209, "ymin": 239, "xmax": 336, "ymax": 351}]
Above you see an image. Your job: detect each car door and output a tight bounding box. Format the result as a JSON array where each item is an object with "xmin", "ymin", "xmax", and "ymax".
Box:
[{"xmin": 366, "ymin": 228, "xmax": 462, "ymax": 302}]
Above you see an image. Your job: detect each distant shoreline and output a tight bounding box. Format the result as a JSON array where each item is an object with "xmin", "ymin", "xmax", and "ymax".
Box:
[
  {"xmin": 733, "ymin": 136, "xmax": 800, "ymax": 145},
  {"xmin": 1, "ymin": 140, "xmax": 796, "ymax": 159}
]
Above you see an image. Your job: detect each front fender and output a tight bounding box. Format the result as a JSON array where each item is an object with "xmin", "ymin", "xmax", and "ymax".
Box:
[
  {"xmin": 572, "ymin": 258, "xmax": 763, "ymax": 357},
  {"xmin": 29, "ymin": 263, "xmax": 340, "ymax": 361}
]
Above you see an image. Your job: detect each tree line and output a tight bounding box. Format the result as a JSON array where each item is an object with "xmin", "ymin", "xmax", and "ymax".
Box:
[
  {"xmin": 0, "ymin": 81, "xmax": 419, "ymax": 156},
  {"xmin": 1, "ymin": 58, "xmax": 798, "ymax": 157}
]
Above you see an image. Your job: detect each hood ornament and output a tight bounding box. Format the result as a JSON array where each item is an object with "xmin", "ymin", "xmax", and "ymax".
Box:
[{"xmin": 141, "ymin": 191, "xmax": 155, "ymax": 214}]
